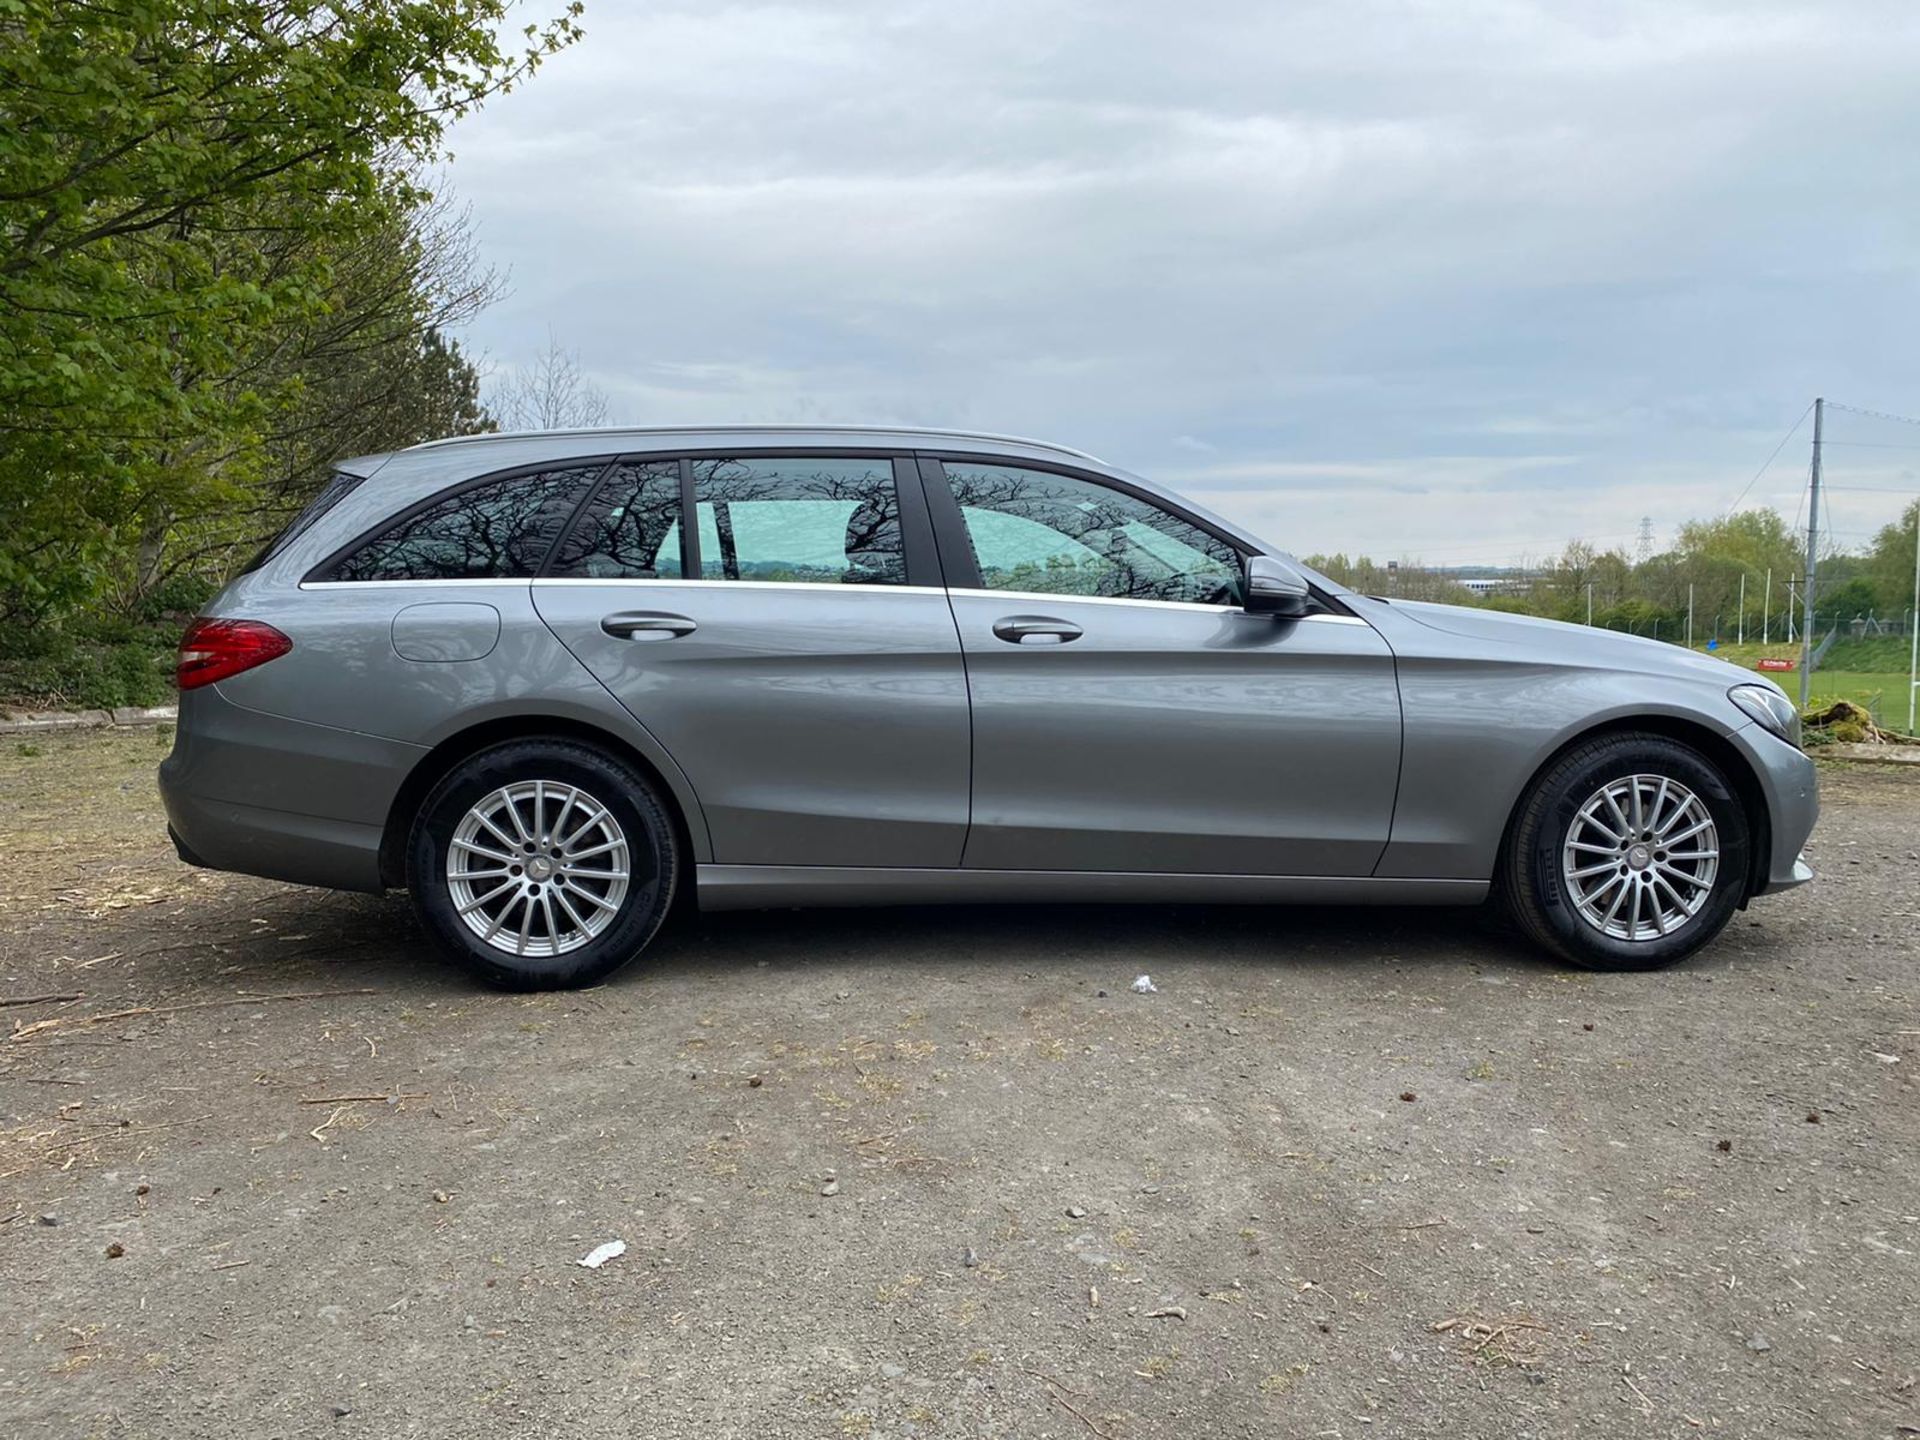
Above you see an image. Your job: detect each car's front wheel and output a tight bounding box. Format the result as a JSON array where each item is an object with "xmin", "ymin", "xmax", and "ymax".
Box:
[
  {"xmin": 406, "ymin": 739, "xmax": 679, "ymax": 989},
  {"xmin": 1501, "ymin": 732, "xmax": 1751, "ymax": 970}
]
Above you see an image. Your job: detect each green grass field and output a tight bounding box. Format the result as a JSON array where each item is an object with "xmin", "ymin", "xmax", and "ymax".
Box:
[
  {"xmin": 1684, "ymin": 638, "xmax": 1917, "ymax": 734},
  {"xmin": 1801, "ymin": 671, "xmax": 1918, "ymax": 732}
]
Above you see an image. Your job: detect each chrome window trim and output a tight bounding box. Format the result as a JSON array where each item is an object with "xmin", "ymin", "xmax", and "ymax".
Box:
[
  {"xmin": 527, "ymin": 578, "xmax": 948, "ymax": 597},
  {"xmin": 303, "ymin": 574, "xmax": 1370, "ymax": 623},
  {"xmin": 947, "ymin": 586, "xmax": 1234, "ymax": 615},
  {"xmin": 300, "ymin": 577, "xmax": 535, "ymax": 591},
  {"xmin": 947, "ymin": 587, "xmax": 1369, "ymax": 623}
]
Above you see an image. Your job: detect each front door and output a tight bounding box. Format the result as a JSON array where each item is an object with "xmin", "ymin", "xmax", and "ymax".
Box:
[
  {"xmin": 923, "ymin": 457, "xmax": 1402, "ymax": 876},
  {"xmin": 532, "ymin": 454, "xmax": 971, "ymax": 868}
]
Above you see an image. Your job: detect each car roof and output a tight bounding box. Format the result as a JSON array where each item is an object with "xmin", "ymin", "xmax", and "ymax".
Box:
[
  {"xmin": 332, "ymin": 425, "xmax": 1105, "ymax": 487},
  {"xmin": 416, "ymin": 423, "xmax": 1104, "ymax": 460}
]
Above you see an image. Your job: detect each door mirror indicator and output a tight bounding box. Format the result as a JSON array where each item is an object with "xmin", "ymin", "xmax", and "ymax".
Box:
[{"xmin": 1243, "ymin": 556, "xmax": 1311, "ymax": 618}]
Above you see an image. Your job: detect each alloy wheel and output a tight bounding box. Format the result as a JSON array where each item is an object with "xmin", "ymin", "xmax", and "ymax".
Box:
[
  {"xmin": 1561, "ymin": 773, "xmax": 1720, "ymax": 942},
  {"xmin": 446, "ymin": 780, "xmax": 631, "ymax": 957}
]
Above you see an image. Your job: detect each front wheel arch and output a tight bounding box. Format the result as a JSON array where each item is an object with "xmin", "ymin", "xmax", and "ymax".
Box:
[
  {"xmin": 1499, "ymin": 728, "xmax": 1754, "ymax": 969},
  {"xmin": 1494, "ymin": 716, "xmax": 1771, "ymax": 908}
]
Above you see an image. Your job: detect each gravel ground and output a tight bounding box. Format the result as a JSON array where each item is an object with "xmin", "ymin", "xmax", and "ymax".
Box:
[{"xmin": 0, "ymin": 729, "xmax": 1915, "ymax": 1439}]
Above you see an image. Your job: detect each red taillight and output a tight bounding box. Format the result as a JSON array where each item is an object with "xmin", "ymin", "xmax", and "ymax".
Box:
[{"xmin": 176, "ymin": 618, "xmax": 293, "ymax": 691}]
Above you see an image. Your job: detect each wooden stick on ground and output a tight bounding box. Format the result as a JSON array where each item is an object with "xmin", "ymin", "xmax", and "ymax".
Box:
[
  {"xmin": 1026, "ymin": 1370, "xmax": 1115, "ymax": 1440},
  {"xmin": 8, "ymin": 989, "xmax": 378, "ymax": 1042},
  {"xmin": 0, "ymin": 993, "xmax": 83, "ymax": 1008},
  {"xmin": 297, "ymin": 1093, "xmax": 428, "ymax": 1106}
]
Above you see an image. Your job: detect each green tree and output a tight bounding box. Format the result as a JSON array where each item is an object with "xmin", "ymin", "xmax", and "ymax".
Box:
[
  {"xmin": 0, "ymin": 0, "xmax": 582, "ymax": 617},
  {"xmin": 1819, "ymin": 576, "xmax": 1882, "ymax": 624},
  {"xmin": 1862, "ymin": 500, "xmax": 1920, "ymax": 619},
  {"xmin": 1540, "ymin": 539, "xmax": 1634, "ymax": 623},
  {"xmin": 120, "ymin": 189, "xmax": 503, "ymax": 603},
  {"xmin": 1672, "ymin": 509, "xmax": 1802, "ymax": 638}
]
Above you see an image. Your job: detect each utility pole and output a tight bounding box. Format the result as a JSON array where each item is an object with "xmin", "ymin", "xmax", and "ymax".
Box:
[
  {"xmin": 1799, "ymin": 397, "xmax": 1823, "ymax": 706},
  {"xmin": 1763, "ymin": 568, "xmax": 1771, "ymax": 645},
  {"xmin": 1786, "ymin": 578, "xmax": 1797, "ymax": 644},
  {"xmin": 1687, "ymin": 583, "xmax": 1695, "ymax": 648},
  {"xmin": 1909, "ymin": 508, "xmax": 1919, "ymax": 734},
  {"xmin": 1737, "ymin": 573, "xmax": 1745, "ymax": 646},
  {"xmin": 1586, "ymin": 582, "xmax": 1593, "ymax": 626}
]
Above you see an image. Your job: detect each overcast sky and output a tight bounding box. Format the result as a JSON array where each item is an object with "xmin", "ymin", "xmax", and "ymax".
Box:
[{"xmin": 447, "ymin": 0, "xmax": 1920, "ymax": 565}]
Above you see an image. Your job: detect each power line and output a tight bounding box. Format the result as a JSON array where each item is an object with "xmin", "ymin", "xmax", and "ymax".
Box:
[
  {"xmin": 1828, "ymin": 400, "xmax": 1920, "ymax": 428},
  {"xmin": 1310, "ymin": 530, "xmax": 1643, "ymax": 560},
  {"xmin": 1724, "ymin": 401, "xmax": 1814, "ymax": 514}
]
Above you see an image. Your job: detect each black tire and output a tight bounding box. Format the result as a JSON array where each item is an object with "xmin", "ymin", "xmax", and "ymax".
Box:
[
  {"xmin": 406, "ymin": 739, "xmax": 679, "ymax": 990},
  {"xmin": 1500, "ymin": 732, "xmax": 1750, "ymax": 971}
]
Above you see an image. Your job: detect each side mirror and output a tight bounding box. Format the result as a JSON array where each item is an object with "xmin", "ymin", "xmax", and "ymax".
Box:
[{"xmin": 1243, "ymin": 555, "xmax": 1311, "ymax": 618}]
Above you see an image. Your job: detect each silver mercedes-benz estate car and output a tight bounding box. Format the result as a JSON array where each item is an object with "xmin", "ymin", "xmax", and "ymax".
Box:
[{"xmin": 160, "ymin": 426, "xmax": 1817, "ymax": 989}]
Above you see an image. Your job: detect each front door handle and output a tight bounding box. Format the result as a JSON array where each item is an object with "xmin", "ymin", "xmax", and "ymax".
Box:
[
  {"xmin": 991, "ymin": 614, "xmax": 1083, "ymax": 645},
  {"xmin": 601, "ymin": 611, "xmax": 697, "ymax": 640}
]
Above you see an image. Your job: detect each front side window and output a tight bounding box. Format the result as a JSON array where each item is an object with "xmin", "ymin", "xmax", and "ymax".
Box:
[
  {"xmin": 943, "ymin": 464, "xmax": 1242, "ymax": 605},
  {"xmin": 691, "ymin": 457, "xmax": 905, "ymax": 585},
  {"xmin": 547, "ymin": 462, "xmax": 682, "ymax": 579},
  {"xmin": 327, "ymin": 466, "xmax": 603, "ymax": 582}
]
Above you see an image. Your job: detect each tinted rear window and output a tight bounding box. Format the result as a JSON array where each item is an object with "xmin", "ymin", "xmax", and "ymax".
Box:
[
  {"xmin": 241, "ymin": 470, "xmax": 365, "ymax": 574},
  {"xmin": 547, "ymin": 461, "xmax": 684, "ymax": 579},
  {"xmin": 325, "ymin": 466, "xmax": 604, "ymax": 582}
]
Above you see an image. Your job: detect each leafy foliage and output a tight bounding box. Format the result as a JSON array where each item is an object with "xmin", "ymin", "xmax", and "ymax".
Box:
[
  {"xmin": 0, "ymin": 0, "xmax": 582, "ymax": 618},
  {"xmin": 1314, "ymin": 505, "xmax": 1909, "ymax": 643},
  {"xmin": 1862, "ymin": 500, "xmax": 1920, "ymax": 618}
]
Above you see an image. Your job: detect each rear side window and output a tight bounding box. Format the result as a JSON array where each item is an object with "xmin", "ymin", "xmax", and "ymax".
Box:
[
  {"xmin": 690, "ymin": 457, "xmax": 904, "ymax": 585},
  {"xmin": 242, "ymin": 470, "xmax": 365, "ymax": 574},
  {"xmin": 326, "ymin": 466, "xmax": 604, "ymax": 582},
  {"xmin": 547, "ymin": 462, "xmax": 683, "ymax": 579}
]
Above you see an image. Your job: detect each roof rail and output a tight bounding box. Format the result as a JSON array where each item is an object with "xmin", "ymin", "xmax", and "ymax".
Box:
[{"xmin": 406, "ymin": 424, "xmax": 1102, "ymax": 464}]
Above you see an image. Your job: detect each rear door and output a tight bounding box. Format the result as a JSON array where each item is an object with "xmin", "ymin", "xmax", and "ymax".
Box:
[
  {"xmin": 531, "ymin": 453, "xmax": 971, "ymax": 867},
  {"xmin": 923, "ymin": 456, "xmax": 1402, "ymax": 876}
]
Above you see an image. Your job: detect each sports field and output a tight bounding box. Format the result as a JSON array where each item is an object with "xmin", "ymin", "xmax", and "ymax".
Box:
[{"xmin": 1691, "ymin": 638, "xmax": 1916, "ymax": 733}]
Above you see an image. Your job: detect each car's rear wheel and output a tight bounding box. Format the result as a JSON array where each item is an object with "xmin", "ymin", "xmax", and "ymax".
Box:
[
  {"xmin": 1501, "ymin": 732, "xmax": 1751, "ymax": 971},
  {"xmin": 406, "ymin": 739, "xmax": 678, "ymax": 990}
]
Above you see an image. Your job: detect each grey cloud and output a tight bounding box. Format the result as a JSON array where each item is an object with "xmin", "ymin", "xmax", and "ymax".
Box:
[{"xmin": 449, "ymin": 0, "xmax": 1920, "ymax": 560}]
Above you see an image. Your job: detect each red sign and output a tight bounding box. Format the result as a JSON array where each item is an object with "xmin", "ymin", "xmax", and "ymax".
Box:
[{"xmin": 1755, "ymin": 658, "xmax": 1796, "ymax": 672}]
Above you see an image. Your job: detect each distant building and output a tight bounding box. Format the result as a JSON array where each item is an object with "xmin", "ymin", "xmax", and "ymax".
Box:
[{"xmin": 1453, "ymin": 571, "xmax": 1537, "ymax": 597}]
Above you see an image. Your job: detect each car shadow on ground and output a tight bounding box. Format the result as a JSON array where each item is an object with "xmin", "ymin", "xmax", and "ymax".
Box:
[{"xmin": 208, "ymin": 881, "xmax": 1558, "ymax": 997}]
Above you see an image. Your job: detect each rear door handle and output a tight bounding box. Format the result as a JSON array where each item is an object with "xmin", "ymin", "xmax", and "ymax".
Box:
[
  {"xmin": 991, "ymin": 614, "xmax": 1083, "ymax": 645},
  {"xmin": 601, "ymin": 610, "xmax": 697, "ymax": 640}
]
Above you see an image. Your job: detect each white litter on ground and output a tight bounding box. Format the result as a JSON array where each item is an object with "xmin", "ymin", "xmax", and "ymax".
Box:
[
  {"xmin": 577, "ymin": 1240, "xmax": 627, "ymax": 1269},
  {"xmin": 1130, "ymin": 974, "xmax": 1158, "ymax": 995}
]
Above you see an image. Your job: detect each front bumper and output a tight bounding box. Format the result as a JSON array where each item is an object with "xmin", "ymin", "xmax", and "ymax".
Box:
[
  {"xmin": 1730, "ymin": 721, "xmax": 1820, "ymax": 897},
  {"xmin": 1765, "ymin": 854, "xmax": 1816, "ymax": 893}
]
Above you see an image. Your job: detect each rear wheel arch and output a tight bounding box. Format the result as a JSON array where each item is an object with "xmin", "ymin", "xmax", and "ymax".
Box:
[
  {"xmin": 379, "ymin": 716, "xmax": 704, "ymax": 890},
  {"xmin": 1497, "ymin": 715, "xmax": 1771, "ymax": 904}
]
